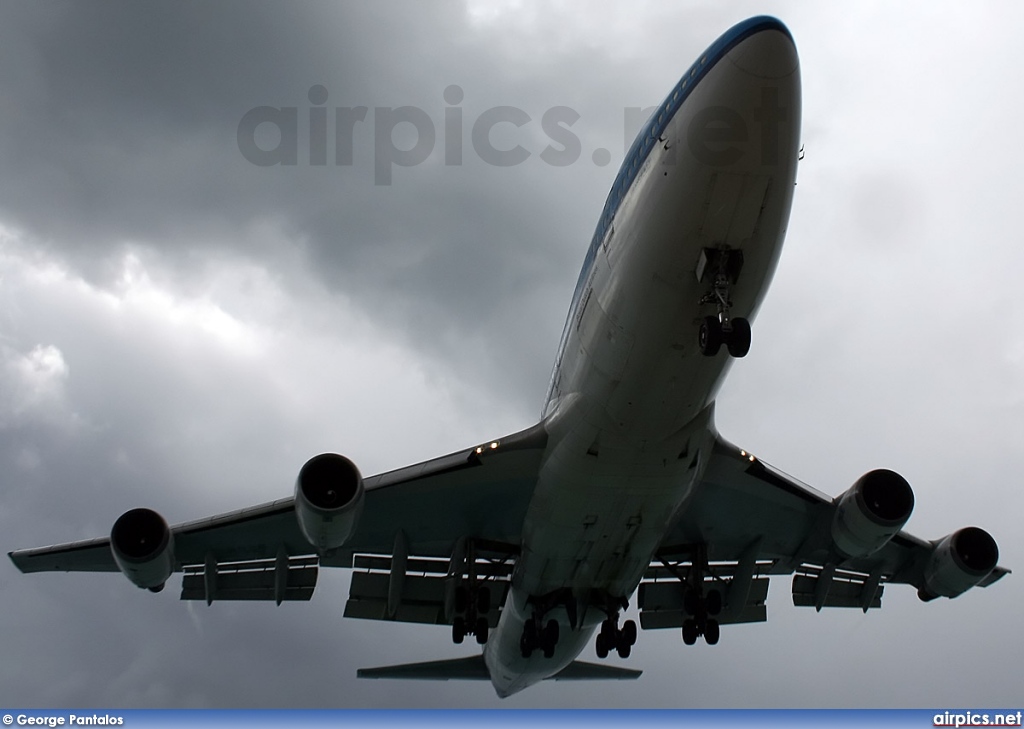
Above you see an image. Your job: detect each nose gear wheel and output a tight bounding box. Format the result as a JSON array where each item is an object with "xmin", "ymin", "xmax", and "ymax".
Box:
[{"xmin": 696, "ymin": 247, "xmax": 750, "ymax": 358}]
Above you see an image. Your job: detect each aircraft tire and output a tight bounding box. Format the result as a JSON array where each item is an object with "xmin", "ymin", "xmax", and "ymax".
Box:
[
  {"xmin": 682, "ymin": 619, "xmax": 699, "ymax": 645},
  {"xmin": 726, "ymin": 318, "xmax": 751, "ymax": 358},
  {"xmin": 706, "ymin": 589, "xmax": 722, "ymax": 616},
  {"xmin": 622, "ymin": 619, "xmax": 637, "ymax": 646},
  {"xmin": 699, "ymin": 316, "xmax": 723, "ymax": 356},
  {"xmin": 704, "ymin": 619, "xmax": 720, "ymax": 645}
]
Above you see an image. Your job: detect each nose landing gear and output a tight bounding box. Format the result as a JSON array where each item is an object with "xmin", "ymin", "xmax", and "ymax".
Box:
[
  {"xmin": 699, "ymin": 315, "xmax": 751, "ymax": 358},
  {"xmin": 696, "ymin": 247, "xmax": 750, "ymax": 358}
]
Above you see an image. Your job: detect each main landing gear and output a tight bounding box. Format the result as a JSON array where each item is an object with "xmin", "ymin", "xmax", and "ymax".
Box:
[
  {"xmin": 696, "ymin": 247, "xmax": 750, "ymax": 358},
  {"xmin": 595, "ymin": 616, "xmax": 638, "ymax": 659},
  {"xmin": 591, "ymin": 594, "xmax": 637, "ymax": 660},
  {"xmin": 659, "ymin": 543, "xmax": 725, "ymax": 646},
  {"xmin": 520, "ymin": 590, "xmax": 575, "ymax": 659},
  {"xmin": 449, "ymin": 539, "xmax": 512, "ymax": 646},
  {"xmin": 451, "ymin": 583, "xmax": 491, "ymax": 645},
  {"xmin": 681, "ymin": 585, "xmax": 722, "ymax": 646},
  {"xmin": 520, "ymin": 614, "xmax": 560, "ymax": 659}
]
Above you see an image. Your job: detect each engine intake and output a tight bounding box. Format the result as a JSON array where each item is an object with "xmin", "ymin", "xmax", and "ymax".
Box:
[
  {"xmin": 919, "ymin": 526, "xmax": 999, "ymax": 601},
  {"xmin": 110, "ymin": 508, "xmax": 175, "ymax": 590},
  {"xmin": 831, "ymin": 469, "xmax": 914, "ymax": 558},
  {"xmin": 294, "ymin": 453, "xmax": 364, "ymax": 551}
]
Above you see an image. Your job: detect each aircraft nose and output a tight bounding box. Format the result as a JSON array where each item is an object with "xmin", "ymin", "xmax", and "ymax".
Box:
[{"xmin": 728, "ymin": 27, "xmax": 799, "ymax": 79}]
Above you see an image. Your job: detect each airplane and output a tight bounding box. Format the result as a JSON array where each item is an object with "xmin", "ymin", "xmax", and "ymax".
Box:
[{"xmin": 9, "ymin": 15, "xmax": 1009, "ymax": 699}]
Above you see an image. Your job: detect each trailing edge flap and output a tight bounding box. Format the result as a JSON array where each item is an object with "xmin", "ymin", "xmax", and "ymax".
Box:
[{"xmin": 357, "ymin": 655, "xmax": 642, "ymax": 681}]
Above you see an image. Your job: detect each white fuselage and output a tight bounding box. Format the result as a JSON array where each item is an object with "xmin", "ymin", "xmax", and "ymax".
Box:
[{"xmin": 483, "ymin": 22, "xmax": 801, "ymax": 696}]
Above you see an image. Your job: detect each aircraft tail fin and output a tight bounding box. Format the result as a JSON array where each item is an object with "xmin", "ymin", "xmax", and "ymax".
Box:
[{"xmin": 357, "ymin": 655, "xmax": 642, "ymax": 682}]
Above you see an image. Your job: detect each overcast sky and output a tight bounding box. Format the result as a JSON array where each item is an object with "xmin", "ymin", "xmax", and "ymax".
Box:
[{"xmin": 1, "ymin": 0, "xmax": 1022, "ymax": 709}]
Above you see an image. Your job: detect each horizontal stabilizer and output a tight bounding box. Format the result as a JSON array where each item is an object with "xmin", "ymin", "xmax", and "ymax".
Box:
[
  {"xmin": 358, "ymin": 656, "xmax": 491, "ymax": 681},
  {"xmin": 357, "ymin": 655, "xmax": 642, "ymax": 681},
  {"xmin": 550, "ymin": 661, "xmax": 642, "ymax": 681}
]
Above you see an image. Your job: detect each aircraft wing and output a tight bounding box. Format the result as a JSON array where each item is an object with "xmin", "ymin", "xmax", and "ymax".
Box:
[
  {"xmin": 640, "ymin": 434, "xmax": 1008, "ymax": 629},
  {"xmin": 9, "ymin": 422, "xmax": 547, "ymax": 607}
]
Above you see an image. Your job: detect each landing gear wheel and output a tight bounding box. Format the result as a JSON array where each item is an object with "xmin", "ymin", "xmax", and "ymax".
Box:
[
  {"xmin": 542, "ymin": 620, "xmax": 559, "ymax": 658},
  {"xmin": 704, "ymin": 619, "xmax": 720, "ymax": 645},
  {"xmin": 706, "ymin": 589, "xmax": 722, "ymax": 617},
  {"xmin": 682, "ymin": 619, "xmax": 699, "ymax": 646},
  {"xmin": 452, "ymin": 617, "xmax": 466, "ymax": 644},
  {"xmin": 475, "ymin": 617, "xmax": 489, "ymax": 645},
  {"xmin": 520, "ymin": 621, "xmax": 536, "ymax": 658},
  {"xmin": 614, "ymin": 630, "xmax": 630, "ymax": 659},
  {"xmin": 622, "ymin": 619, "xmax": 637, "ymax": 646},
  {"xmin": 454, "ymin": 585, "xmax": 468, "ymax": 614},
  {"xmin": 726, "ymin": 317, "xmax": 751, "ymax": 358},
  {"xmin": 699, "ymin": 316, "xmax": 723, "ymax": 356},
  {"xmin": 595, "ymin": 633, "xmax": 609, "ymax": 659}
]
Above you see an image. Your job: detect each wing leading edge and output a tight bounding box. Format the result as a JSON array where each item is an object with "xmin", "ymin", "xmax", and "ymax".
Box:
[
  {"xmin": 8, "ymin": 421, "xmax": 548, "ymax": 603},
  {"xmin": 640, "ymin": 432, "xmax": 1008, "ymax": 633}
]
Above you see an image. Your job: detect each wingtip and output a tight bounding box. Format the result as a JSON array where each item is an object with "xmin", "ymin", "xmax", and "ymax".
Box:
[{"xmin": 8, "ymin": 550, "xmax": 26, "ymax": 573}]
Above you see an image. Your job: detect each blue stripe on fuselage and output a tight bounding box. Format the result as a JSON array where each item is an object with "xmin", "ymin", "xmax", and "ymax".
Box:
[{"xmin": 543, "ymin": 16, "xmax": 791, "ymax": 413}]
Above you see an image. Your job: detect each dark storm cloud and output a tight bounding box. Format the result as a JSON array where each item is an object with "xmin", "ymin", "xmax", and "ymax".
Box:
[{"xmin": 0, "ymin": 0, "xmax": 621, "ymax": 405}]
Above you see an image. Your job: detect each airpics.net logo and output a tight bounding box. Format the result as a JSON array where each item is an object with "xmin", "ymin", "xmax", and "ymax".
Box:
[
  {"xmin": 934, "ymin": 711, "xmax": 1024, "ymax": 727},
  {"xmin": 236, "ymin": 84, "xmax": 789, "ymax": 185}
]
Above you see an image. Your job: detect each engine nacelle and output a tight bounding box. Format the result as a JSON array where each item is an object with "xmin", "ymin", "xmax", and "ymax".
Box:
[
  {"xmin": 919, "ymin": 527, "xmax": 999, "ymax": 601},
  {"xmin": 294, "ymin": 453, "xmax": 364, "ymax": 551},
  {"xmin": 110, "ymin": 508, "xmax": 175, "ymax": 591},
  {"xmin": 831, "ymin": 469, "xmax": 914, "ymax": 558}
]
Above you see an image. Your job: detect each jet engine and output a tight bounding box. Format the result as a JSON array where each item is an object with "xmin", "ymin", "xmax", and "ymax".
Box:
[
  {"xmin": 110, "ymin": 507, "xmax": 175, "ymax": 591},
  {"xmin": 831, "ymin": 469, "xmax": 914, "ymax": 558},
  {"xmin": 919, "ymin": 526, "xmax": 999, "ymax": 601},
  {"xmin": 294, "ymin": 453, "xmax": 364, "ymax": 551}
]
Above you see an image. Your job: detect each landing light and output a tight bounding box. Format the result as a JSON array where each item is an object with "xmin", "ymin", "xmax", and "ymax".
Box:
[{"xmin": 490, "ymin": 442, "xmax": 499, "ymax": 449}]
